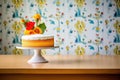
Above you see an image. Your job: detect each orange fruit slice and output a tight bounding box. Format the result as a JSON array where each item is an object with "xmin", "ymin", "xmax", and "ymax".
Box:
[
  {"xmin": 34, "ymin": 27, "xmax": 42, "ymax": 34},
  {"xmin": 29, "ymin": 30, "xmax": 35, "ymax": 35},
  {"xmin": 24, "ymin": 30, "xmax": 35, "ymax": 35}
]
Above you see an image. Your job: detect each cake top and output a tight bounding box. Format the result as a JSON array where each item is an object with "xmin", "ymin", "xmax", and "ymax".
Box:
[
  {"xmin": 20, "ymin": 13, "xmax": 46, "ymax": 35},
  {"xmin": 22, "ymin": 34, "xmax": 54, "ymax": 40}
]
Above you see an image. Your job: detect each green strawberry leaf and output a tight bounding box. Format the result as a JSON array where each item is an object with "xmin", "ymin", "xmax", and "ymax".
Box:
[{"xmin": 38, "ymin": 23, "xmax": 46, "ymax": 33}]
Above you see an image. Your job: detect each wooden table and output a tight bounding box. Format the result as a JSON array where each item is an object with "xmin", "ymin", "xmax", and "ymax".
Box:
[{"xmin": 0, "ymin": 55, "xmax": 120, "ymax": 80}]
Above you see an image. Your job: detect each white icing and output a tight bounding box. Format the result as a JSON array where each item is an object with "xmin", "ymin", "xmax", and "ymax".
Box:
[{"xmin": 22, "ymin": 34, "xmax": 54, "ymax": 40}]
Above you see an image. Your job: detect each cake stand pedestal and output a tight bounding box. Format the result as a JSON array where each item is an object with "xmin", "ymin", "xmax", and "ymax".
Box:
[{"xmin": 16, "ymin": 46, "xmax": 59, "ymax": 63}]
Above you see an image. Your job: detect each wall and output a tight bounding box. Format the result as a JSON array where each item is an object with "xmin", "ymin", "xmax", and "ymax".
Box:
[
  {"xmin": 0, "ymin": 0, "xmax": 2, "ymax": 54},
  {"xmin": 0, "ymin": 0, "xmax": 120, "ymax": 55}
]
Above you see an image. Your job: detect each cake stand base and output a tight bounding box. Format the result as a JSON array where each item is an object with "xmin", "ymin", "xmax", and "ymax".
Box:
[
  {"xmin": 16, "ymin": 46, "xmax": 59, "ymax": 63},
  {"xmin": 28, "ymin": 49, "xmax": 48, "ymax": 63}
]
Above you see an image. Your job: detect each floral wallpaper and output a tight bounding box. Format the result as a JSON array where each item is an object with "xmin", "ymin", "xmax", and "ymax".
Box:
[{"xmin": 0, "ymin": 0, "xmax": 120, "ymax": 55}]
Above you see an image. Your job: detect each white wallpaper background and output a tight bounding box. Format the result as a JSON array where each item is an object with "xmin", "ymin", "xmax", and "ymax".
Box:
[{"xmin": 0, "ymin": 0, "xmax": 120, "ymax": 55}]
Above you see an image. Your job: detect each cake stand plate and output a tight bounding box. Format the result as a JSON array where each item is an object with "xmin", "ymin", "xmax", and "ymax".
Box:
[{"xmin": 16, "ymin": 46, "xmax": 59, "ymax": 63}]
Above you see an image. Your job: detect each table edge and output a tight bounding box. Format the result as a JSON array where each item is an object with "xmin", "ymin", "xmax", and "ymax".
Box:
[{"xmin": 0, "ymin": 69, "xmax": 120, "ymax": 74}]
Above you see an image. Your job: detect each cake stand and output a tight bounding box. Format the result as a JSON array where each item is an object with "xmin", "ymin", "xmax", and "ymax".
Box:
[{"xmin": 16, "ymin": 46, "xmax": 59, "ymax": 63}]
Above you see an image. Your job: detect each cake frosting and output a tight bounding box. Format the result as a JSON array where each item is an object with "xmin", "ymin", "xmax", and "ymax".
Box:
[{"xmin": 22, "ymin": 34, "xmax": 54, "ymax": 40}]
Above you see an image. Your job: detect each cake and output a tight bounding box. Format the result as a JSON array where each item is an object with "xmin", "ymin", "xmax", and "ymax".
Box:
[
  {"xmin": 22, "ymin": 34, "xmax": 54, "ymax": 47},
  {"xmin": 20, "ymin": 13, "xmax": 54, "ymax": 47}
]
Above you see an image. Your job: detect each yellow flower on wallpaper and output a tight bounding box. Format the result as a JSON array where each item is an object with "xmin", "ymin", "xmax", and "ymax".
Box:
[
  {"xmin": 96, "ymin": 26, "xmax": 100, "ymax": 32},
  {"xmin": 56, "ymin": 0, "xmax": 61, "ymax": 6},
  {"xmin": 4, "ymin": 46, "xmax": 7, "ymax": 52},
  {"xmin": 66, "ymin": 20, "xmax": 69, "ymax": 25},
  {"xmin": 12, "ymin": 0, "xmax": 23, "ymax": 8},
  {"xmin": 66, "ymin": 46, "xmax": 69, "ymax": 51},
  {"xmin": 75, "ymin": 46, "xmax": 85, "ymax": 55},
  {"xmin": 105, "ymin": 45, "xmax": 108, "ymax": 51},
  {"xmin": 115, "ymin": 0, "xmax": 120, "ymax": 8},
  {"xmin": 36, "ymin": 0, "xmax": 46, "ymax": 7},
  {"xmin": 74, "ymin": 20, "xmax": 85, "ymax": 33},
  {"xmin": 3, "ymin": 21, "xmax": 7, "ymax": 26},
  {"xmin": 12, "ymin": 21, "xmax": 23, "ymax": 34},
  {"xmin": 74, "ymin": 0, "xmax": 85, "ymax": 7},
  {"xmin": 114, "ymin": 46, "xmax": 120, "ymax": 55},
  {"xmin": 56, "ymin": 27, "xmax": 61, "ymax": 32},
  {"xmin": 12, "ymin": 48, "xmax": 23, "ymax": 55},
  {"xmin": 105, "ymin": 19, "xmax": 109, "ymax": 25},
  {"xmin": 96, "ymin": 0, "xmax": 100, "ymax": 6},
  {"xmin": 114, "ymin": 20, "xmax": 120, "ymax": 34}
]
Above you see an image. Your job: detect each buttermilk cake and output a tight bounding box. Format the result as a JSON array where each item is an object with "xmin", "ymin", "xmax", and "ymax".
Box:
[{"xmin": 22, "ymin": 34, "xmax": 54, "ymax": 47}]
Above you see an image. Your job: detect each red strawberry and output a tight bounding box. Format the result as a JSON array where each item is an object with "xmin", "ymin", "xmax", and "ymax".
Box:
[{"xmin": 26, "ymin": 21, "xmax": 35, "ymax": 30}]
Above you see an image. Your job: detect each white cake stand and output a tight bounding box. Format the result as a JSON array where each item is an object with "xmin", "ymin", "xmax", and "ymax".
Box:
[{"xmin": 16, "ymin": 46, "xmax": 59, "ymax": 63}]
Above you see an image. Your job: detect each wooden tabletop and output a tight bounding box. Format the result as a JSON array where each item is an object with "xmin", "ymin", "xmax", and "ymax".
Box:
[{"xmin": 0, "ymin": 55, "xmax": 120, "ymax": 74}]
